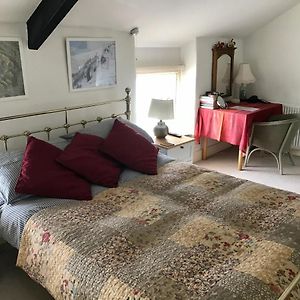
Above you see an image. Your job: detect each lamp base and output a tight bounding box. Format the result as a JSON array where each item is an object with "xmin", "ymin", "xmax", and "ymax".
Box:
[
  {"xmin": 239, "ymin": 84, "xmax": 248, "ymax": 101},
  {"xmin": 154, "ymin": 121, "xmax": 168, "ymax": 138}
]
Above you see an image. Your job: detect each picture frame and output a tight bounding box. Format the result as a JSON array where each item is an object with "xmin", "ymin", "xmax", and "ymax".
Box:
[
  {"xmin": 0, "ymin": 37, "xmax": 27, "ymax": 100},
  {"xmin": 66, "ymin": 38, "xmax": 117, "ymax": 92}
]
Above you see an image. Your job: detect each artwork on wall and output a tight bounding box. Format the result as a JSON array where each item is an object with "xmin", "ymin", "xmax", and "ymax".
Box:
[
  {"xmin": 0, "ymin": 38, "xmax": 27, "ymax": 100},
  {"xmin": 66, "ymin": 38, "xmax": 117, "ymax": 92}
]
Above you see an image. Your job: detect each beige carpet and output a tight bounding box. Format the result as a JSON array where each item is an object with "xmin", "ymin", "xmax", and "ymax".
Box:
[
  {"xmin": 0, "ymin": 243, "xmax": 53, "ymax": 300},
  {"xmin": 197, "ymin": 146, "xmax": 300, "ymax": 194}
]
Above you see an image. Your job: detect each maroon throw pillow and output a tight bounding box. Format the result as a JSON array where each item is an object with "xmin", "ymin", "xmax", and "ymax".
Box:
[
  {"xmin": 15, "ymin": 137, "xmax": 92, "ymax": 200},
  {"xmin": 100, "ymin": 119, "xmax": 158, "ymax": 175},
  {"xmin": 57, "ymin": 133, "xmax": 122, "ymax": 187}
]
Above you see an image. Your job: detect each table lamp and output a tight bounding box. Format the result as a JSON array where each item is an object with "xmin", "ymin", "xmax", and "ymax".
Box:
[
  {"xmin": 148, "ymin": 99, "xmax": 174, "ymax": 138},
  {"xmin": 234, "ymin": 63, "xmax": 256, "ymax": 100}
]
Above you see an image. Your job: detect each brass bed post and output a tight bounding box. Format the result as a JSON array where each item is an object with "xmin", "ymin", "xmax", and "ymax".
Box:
[
  {"xmin": 44, "ymin": 127, "xmax": 52, "ymax": 141},
  {"xmin": 125, "ymin": 87, "xmax": 131, "ymax": 120},
  {"xmin": 64, "ymin": 108, "xmax": 70, "ymax": 134},
  {"xmin": 0, "ymin": 135, "xmax": 9, "ymax": 151}
]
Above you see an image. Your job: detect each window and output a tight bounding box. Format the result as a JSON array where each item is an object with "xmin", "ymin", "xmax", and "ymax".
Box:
[{"xmin": 136, "ymin": 71, "xmax": 179, "ymax": 135}]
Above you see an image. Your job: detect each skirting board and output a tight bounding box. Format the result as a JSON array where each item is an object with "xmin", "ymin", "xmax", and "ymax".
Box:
[
  {"xmin": 193, "ymin": 140, "xmax": 231, "ymax": 162},
  {"xmin": 193, "ymin": 143, "xmax": 300, "ymax": 164},
  {"xmin": 193, "ymin": 141, "xmax": 300, "ymax": 161},
  {"xmin": 291, "ymin": 148, "xmax": 300, "ymax": 157},
  {"xmin": 193, "ymin": 143, "xmax": 202, "ymax": 162},
  {"xmin": 205, "ymin": 141, "xmax": 231, "ymax": 158}
]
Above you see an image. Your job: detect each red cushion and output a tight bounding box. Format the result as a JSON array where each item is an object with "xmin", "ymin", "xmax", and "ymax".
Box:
[
  {"xmin": 57, "ymin": 133, "xmax": 122, "ymax": 187},
  {"xmin": 15, "ymin": 137, "xmax": 92, "ymax": 200},
  {"xmin": 100, "ymin": 119, "xmax": 158, "ymax": 175}
]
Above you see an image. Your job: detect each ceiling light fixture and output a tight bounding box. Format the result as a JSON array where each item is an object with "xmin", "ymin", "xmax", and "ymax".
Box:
[{"xmin": 129, "ymin": 27, "xmax": 139, "ymax": 36}]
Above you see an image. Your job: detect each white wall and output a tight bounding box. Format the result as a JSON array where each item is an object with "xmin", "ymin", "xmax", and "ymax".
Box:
[
  {"xmin": 136, "ymin": 47, "xmax": 182, "ymax": 68},
  {"xmin": 179, "ymin": 40, "xmax": 197, "ymax": 134},
  {"xmin": 244, "ymin": 3, "xmax": 300, "ymax": 107},
  {"xmin": 0, "ymin": 22, "xmax": 136, "ymax": 148}
]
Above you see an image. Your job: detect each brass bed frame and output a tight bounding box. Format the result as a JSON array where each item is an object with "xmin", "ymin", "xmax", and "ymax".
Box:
[
  {"xmin": 0, "ymin": 86, "xmax": 298, "ymax": 299},
  {"xmin": 0, "ymin": 88, "xmax": 131, "ymax": 151}
]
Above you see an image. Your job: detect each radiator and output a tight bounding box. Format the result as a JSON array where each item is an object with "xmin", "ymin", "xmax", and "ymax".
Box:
[{"xmin": 283, "ymin": 105, "xmax": 300, "ymax": 151}]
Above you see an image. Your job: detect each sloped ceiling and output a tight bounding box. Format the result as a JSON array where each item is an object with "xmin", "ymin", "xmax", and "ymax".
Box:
[{"xmin": 0, "ymin": 0, "xmax": 299, "ymax": 46}]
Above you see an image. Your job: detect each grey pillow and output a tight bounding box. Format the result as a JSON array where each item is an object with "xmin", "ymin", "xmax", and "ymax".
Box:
[
  {"xmin": 0, "ymin": 150, "xmax": 26, "ymax": 205},
  {"xmin": 0, "ymin": 138, "xmax": 69, "ymax": 205},
  {"xmin": 121, "ymin": 118, "xmax": 154, "ymax": 143},
  {"xmin": 60, "ymin": 117, "xmax": 153, "ymax": 143}
]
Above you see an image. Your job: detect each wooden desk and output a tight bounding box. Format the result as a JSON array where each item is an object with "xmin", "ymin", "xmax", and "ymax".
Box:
[{"xmin": 195, "ymin": 102, "xmax": 282, "ymax": 170}]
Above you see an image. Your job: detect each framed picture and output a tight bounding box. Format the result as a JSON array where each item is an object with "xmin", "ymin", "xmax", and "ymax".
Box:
[
  {"xmin": 66, "ymin": 38, "xmax": 117, "ymax": 92},
  {"xmin": 0, "ymin": 38, "xmax": 27, "ymax": 100}
]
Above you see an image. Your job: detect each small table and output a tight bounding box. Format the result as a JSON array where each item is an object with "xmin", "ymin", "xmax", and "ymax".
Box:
[
  {"xmin": 154, "ymin": 135, "xmax": 195, "ymax": 163},
  {"xmin": 194, "ymin": 102, "xmax": 282, "ymax": 170}
]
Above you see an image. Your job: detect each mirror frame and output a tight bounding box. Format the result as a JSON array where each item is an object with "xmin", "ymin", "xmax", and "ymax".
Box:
[{"xmin": 211, "ymin": 43, "xmax": 236, "ymax": 97}]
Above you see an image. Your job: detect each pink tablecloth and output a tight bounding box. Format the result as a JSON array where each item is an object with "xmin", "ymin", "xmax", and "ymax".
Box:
[{"xmin": 194, "ymin": 102, "xmax": 283, "ymax": 153}]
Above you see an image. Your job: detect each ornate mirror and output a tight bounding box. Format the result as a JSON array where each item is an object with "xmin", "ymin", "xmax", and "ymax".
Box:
[{"xmin": 211, "ymin": 40, "xmax": 236, "ymax": 97}]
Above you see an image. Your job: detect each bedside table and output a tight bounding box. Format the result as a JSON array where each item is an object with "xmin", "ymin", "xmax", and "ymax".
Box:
[{"xmin": 154, "ymin": 135, "xmax": 195, "ymax": 163}]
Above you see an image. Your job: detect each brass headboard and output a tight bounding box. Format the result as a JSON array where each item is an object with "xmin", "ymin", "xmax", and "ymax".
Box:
[{"xmin": 0, "ymin": 87, "xmax": 131, "ymax": 151}]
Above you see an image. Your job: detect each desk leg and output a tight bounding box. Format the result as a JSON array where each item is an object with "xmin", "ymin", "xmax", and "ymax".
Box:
[
  {"xmin": 238, "ymin": 150, "xmax": 244, "ymax": 171},
  {"xmin": 202, "ymin": 137, "xmax": 207, "ymax": 160}
]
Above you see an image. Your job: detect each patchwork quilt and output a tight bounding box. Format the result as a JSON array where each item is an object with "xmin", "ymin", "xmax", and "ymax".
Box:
[{"xmin": 17, "ymin": 162, "xmax": 300, "ymax": 299}]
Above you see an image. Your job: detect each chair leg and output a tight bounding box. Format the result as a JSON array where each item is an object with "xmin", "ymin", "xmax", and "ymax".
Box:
[
  {"xmin": 288, "ymin": 152, "xmax": 296, "ymax": 166},
  {"xmin": 244, "ymin": 150, "xmax": 253, "ymax": 167},
  {"xmin": 278, "ymin": 154, "xmax": 283, "ymax": 175},
  {"xmin": 244, "ymin": 149, "xmax": 250, "ymax": 167},
  {"xmin": 244, "ymin": 146, "xmax": 256, "ymax": 167}
]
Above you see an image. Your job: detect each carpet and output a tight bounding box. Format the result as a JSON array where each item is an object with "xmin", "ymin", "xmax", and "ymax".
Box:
[{"xmin": 0, "ymin": 242, "xmax": 53, "ymax": 300}]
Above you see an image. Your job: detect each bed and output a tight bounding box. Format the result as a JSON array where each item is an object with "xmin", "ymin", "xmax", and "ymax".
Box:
[{"xmin": 1, "ymin": 89, "xmax": 300, "ymax": 300}]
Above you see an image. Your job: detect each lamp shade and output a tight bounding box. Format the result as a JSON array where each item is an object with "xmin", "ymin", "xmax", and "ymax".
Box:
[
  {"xmin": 234, "ymin": 63, "xmax": 256, "ymax": 84},
  {"xmin": 148, "ymin": 99, "xmax": 174, "ymax": 120}
]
